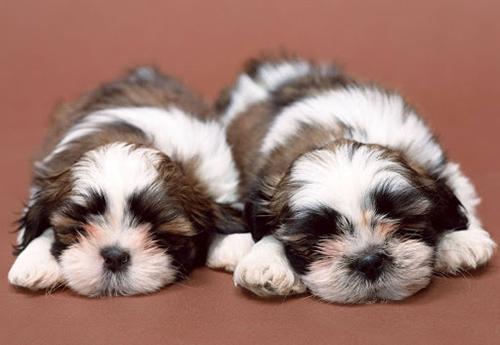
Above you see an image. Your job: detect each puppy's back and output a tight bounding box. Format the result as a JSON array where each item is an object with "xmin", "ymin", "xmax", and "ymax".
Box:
[
  {"xmin": 218, "ymin": 57, "xmax": 348, "ymax": 193},
  {"xmin": 37, "ymin": 67, "xmax": 212, "ymax": 162}
]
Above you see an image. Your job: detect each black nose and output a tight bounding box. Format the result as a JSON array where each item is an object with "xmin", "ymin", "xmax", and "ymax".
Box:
[
  {"xmin": 356, "ymin": 254, "xmax": 385, "ymax": 281},
  {"xmin": 101, "ymin": 247, "xmax": 131, "ymax": 272}
]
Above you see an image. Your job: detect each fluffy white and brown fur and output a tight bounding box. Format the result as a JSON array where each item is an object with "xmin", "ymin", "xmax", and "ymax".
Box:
[
  {"xmin": 217, "ymin": 56, "xmax": 496, "ymax": 303},
  {"xmin": 8, "ymin": 67, "xmax": 251, "ymax": 296}
]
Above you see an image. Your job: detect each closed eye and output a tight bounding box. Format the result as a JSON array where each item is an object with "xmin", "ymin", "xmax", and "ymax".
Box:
[
  {"xmin": 61, "ymin": 225, "xmax": 87, "ymax": 238},
  {"xmin": 287, "ymin": 206, "xmax": 348, "ymax": 237},
  {"xmin": 393, "ymin": 228, "xmax": 424, "ymax": 240},
  {"xmin": 54, "ymin": 224, "xmax": 88, "ymax": 246}
]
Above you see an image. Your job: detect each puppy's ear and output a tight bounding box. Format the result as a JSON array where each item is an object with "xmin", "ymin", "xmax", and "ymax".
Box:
[
  {"xmin": 15, "ymin": 169, "xmax": 72, "ymax": 255},
  {"xmin": 184, "ymin": 193, "xmax": 247, "ymax": 235},
  {"xmin": 156, "ymin": 153, "xmax": 247, "ymax": 236},
  {"xmin": 429, "ymin": 179, "xmax": 469, "ymax": 232},
  {"xmin": 244, "ymin": 173, "xmax": 284, "ymax": 242},
  {"xmin": 212, "ymin": 204, "xmax": 247, "ymax": 234}
]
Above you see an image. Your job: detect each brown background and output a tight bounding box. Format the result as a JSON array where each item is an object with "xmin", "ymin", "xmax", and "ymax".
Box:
[{"xmin": 1, "ymin": 1, "xmax": 499, "ymax": 344}]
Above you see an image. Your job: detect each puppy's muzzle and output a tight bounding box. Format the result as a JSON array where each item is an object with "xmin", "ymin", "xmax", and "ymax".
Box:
[
  {"xmin": 355, "ymin": 253, "xmax": 386, "ymax": 281},
  {"xmin": 101, "ymin": 246, "xmax": 131, "ymax": 272}
]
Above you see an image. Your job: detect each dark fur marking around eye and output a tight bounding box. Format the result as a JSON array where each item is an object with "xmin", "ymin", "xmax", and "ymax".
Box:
[
  {"xmin": 370, "ymin": 178, "xmax": 468, "ymax": 236},
  {"xmin": 282, "ymin": 206, "xmax": 346, "ymax": 275},
  {"xmin": 286, "ymin": 206, "xmax": 344, "ymax": 238},
  {"xmin": 367, "ymin": 183, "xmax": 450, "ymax": 245},
  {"xmin": 127, "ymin": 188, "xmax": 202, "ymax": 276},
  {"xmin": 369, "ymin": 184, "xmax": 428, "ymax": 221},
  {"xmin": 392, "ymin": 228, "xmax": 437, "ymax": 246},
  {"xmin": 51, "ymin": 224, "xmax": 88, "ymax": 258},
  {"xmin": 127, "ymin": 188, "xmax": 182, "ymax": 227},
  {"xmin": 47, "ymin": 190, "xmax": 105, "ymax": 257},
  {"xmin": 59, "ymin": 189, "xmax": 107, "ymax": 223},
  {"xmin": 284, "ymin": 244, "xmax": 310, "ymax": 276},
  {"xmin": 84, "ymin": 189, "xmax": 107, "ymax": 217}
]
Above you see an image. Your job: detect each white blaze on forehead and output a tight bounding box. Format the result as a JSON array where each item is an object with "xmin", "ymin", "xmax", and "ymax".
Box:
[
  {"xmin": 288, "ymin": 146, "xmax": 411, "ymax": 221},
  {"xmin": 71, "ymin": 143, "xmax": 161, "ymax": 221},
  {"xmin": 260, "ymin": 86, "xmax": 444, "ymax": 172}
]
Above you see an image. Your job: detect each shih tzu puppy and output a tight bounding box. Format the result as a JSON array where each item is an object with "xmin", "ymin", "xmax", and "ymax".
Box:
[
  {"xmin": 8, "ymin": 67, "xmax": 250, "ymax": 296},
  {"xmin": 217, "ymin": 56, "xmax": 496, "ymax": 303}
]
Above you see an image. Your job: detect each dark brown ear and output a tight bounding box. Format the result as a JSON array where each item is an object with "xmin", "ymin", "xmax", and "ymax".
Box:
[
  {"xmin": 212, "ymin": 204, "xmax": 247, "ymax": 234},
  {"xmin": 156, "ymin": 153, "xmax": 247, "ymax": 236},
  {"xmin": 15, "ymin": 169, "xmax": 72, "ymax": 255},
  {"xmin": 244, "ymin": 173, "xmax": 284, "ymax": 242},
  {"xmin": 178, "ymin": 185, "xmax": 247, "ymax": 236},
  {"xmin": 429, "ymin": 179, "xmax": 469, "ymax": 232}
]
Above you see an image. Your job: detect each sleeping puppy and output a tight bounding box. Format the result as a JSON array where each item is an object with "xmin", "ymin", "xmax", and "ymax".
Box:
[
  {"xmin": 217, "ymin": 56, "xmax": 496, "ymax": 303},
  {"xmin": 8, "ymin": 67, "xmax": 249, "ymax": 296}
]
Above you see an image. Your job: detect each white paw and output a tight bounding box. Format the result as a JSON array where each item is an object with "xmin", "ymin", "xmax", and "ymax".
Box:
[
  {"xmin": 435, "ymin": 228, "xmax": 496, "ymax": 274},
  {"xmin": 206, "ymin": 233, "xmax": 254, "ymax": 272},
  {"xmin": 8, "ymin": 229, "xmax": 64, "ymax": 290},
  {"xmin": 233, "ymin": 236, "xmax": 306, "ymax": 297}
]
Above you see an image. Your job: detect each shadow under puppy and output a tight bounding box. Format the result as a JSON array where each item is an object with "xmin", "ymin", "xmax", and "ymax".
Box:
[
  {"xmin": 8, "ymin": 67, "xmax": 248, "ymax": 296},
  {"xmin": 217, "ymin": 56, "xmax": 496, "ymax": 303}
]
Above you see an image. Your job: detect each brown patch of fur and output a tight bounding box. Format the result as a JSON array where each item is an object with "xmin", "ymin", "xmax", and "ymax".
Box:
[
  {"xmin": 265, "ymin": 124, "xmax": 345, "ymax": 177},
  {"xmin": 155, "ymin": 154, "xmax": 213, "ymax": 235},
  {"xmin": 40, "ymin": 122, "xmax": 152, "ymax": 175},
  {"xmin": 271, "ymin": 69, "xmax": 351, "ymax": 110},
  {"xmin": 241, "ymin": 52, "xmax": 307, "ymax": 78},
  {"xmin": 214, "ymin": 86, "xmax": 232, "ymax": 114},
  {"xmin": 225, "ymin": 102, "xmax": 276, "ymax": 194},
  {"xmin": 34, "ymin": 67, "xmax": 213, "ymax": 165},
  {"xmin": 156, "ymin": 153, "xmax": 246, "ymax": 236},
  {"xmin": 156, "ymin": 215, "xmax": 197, "ymax": 237}
]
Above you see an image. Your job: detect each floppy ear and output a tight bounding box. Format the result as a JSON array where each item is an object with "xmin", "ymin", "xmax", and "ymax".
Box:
[
  {"xmin": 155, "ymin": 153, "xmax": 247, "ymax": 236},
  {"xmin": 429, "ymin": 179, "xmax": 469, "ymax": 232},
  {"xmin": 212, "ymin": 204, "xmax": 247, "ymax": 234},
  {"xmin": 244, "ymin": 173, "xmax": 284, "ymax": 242},
  {"xmin": 14, "ymin": 169, "xmax": 72, "ymax": 255},
  {"xmin": 15, "ymin": 193, "xmax": 53, "ymax": 255},
  {"xmin": 181, "ymin": 192, "xmax": 247, "ymax": 236}
]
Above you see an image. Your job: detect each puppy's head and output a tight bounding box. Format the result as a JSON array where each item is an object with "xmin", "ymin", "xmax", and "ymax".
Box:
[
  {"xmin": 17, "ymin": 142, "xmax": 238, "ymax": 296},
  {"xmin": 247, "ymin": 140, "xmax": 468, "ymax": 303}
]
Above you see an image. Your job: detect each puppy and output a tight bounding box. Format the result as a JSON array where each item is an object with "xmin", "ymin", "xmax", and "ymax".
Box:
[
  {"xmin": 8, "ymin": 67, "xmax": 249, "ymax": 296},
  {"xmin": 217, "ymin": 56, "xmax": 496, "ymax": 303}
]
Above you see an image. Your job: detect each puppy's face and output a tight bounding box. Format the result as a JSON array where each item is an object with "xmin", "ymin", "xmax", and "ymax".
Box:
[
  {"xmin": 250, "ymin": 140, "xmax": 468, "ymax": 303},
  {"xmin": 19, "ymin": 143, "xmax": 216, "ymax": 296}
]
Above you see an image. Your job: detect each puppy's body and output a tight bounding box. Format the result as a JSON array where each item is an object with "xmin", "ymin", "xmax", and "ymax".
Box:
[
  {"xmin": 219, "ymin": 57, "xmax": 496, "ymax": 303},
  {"xmin": 9, "ymin": 67, "xmax": 249, "ymax": 296}
]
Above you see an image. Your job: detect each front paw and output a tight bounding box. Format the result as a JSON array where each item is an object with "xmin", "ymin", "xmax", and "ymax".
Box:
[
  {"xmin": 435, "ymin": 228, "xmax": 496, "ymax": 274},
  {"xmin": 8, "ymin": 253, "xmax": 63, "ymax": 290},
  {"xmin": 8, "ymin": 229, "xmax": 63, "ymax": 290},
  {"xmin": 206, "ymin": 233, "xmax": 254, "ymax": 272},
  {"xmin": 233, "ymin": 242, "xmax": 306, "ymax": 297}
]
